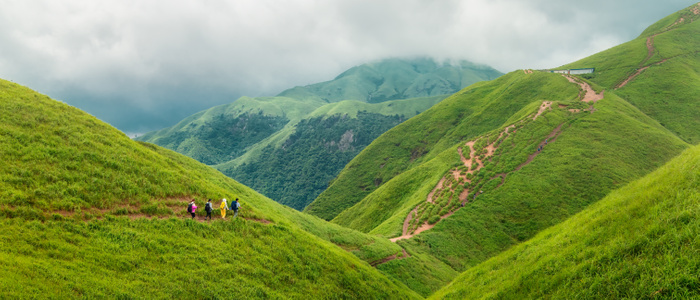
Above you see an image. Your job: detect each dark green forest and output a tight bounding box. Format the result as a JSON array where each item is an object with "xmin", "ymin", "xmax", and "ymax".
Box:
[
  {"xmin": 156, "ymin": 112, "xmax": 288, "ymax": 165},
  {"xmin": 227, "ymin": 111, "xmax": 406, "ymax": 210}
]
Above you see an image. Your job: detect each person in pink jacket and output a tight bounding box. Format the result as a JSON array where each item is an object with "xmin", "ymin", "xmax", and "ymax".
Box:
[{"xmin": 187, "ymin": 200, "xmax": 197, "ymax": 220}]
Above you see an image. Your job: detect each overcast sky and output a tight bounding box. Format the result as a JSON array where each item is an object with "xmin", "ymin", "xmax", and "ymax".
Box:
[{"xmin": 0, "ymin": 0, "xmax": 697, "ymax": 135}]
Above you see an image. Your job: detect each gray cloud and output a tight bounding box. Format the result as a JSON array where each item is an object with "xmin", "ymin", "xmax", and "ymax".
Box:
[{"xmin": 0, "ymin": 0, "xmax": 696, "ymax": 134}]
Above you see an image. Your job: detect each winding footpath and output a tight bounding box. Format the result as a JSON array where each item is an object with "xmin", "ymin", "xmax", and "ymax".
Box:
[
  {"xmin": 616, "ymin": 5, "xmax": 700, "ymax": 89},
  {"xmin": 390, "ymin": 123, "xmax": 519, "ymax": 242},
  {"xmin": 52, "ymin": 197, "xmax": 271, "ymax": 224},
  {"xmin": 615, "ymin": 34, "xmax": 659, "ymax": 89},
  {"xmin": 370, "ymin": 249, "xmax": 410, "ymax": 267},
  {"xmin": 389, "ymin": 72, "xmax": 604, "ymax": 244},
  {"xmin": 564, "ymin": 75, "xmax": 604, "ymax": 103}
]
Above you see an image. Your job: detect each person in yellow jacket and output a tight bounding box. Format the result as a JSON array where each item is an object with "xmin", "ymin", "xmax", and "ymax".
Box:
[{"xmin": 220, "ymin": 198, "xmax": 229, "ymax": 219}]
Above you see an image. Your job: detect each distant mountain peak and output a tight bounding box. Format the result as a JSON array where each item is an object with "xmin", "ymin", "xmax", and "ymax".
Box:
[{"xmin": 278, "ymin": 57, "xmax": 502, "ymax": 103}]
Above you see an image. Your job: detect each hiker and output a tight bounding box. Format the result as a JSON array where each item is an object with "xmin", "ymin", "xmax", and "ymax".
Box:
[
  {"xmin": 220, "ymin": 198, "xmax": 228, "ymax": 219},
  {"xmin": 205, "ymin": 199, "xmax": 213, "ymax": 221},
  {"xmin": 231, "ymin": 198, "xmax": 240, "ymax": 218},
  {"xmin": 187, "ymin": 200, "xmax": 197, "ymax": 220}
]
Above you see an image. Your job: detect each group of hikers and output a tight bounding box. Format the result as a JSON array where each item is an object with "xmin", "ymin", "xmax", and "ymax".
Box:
[
  {"xmin": 537, "ymin": 138, "xmax": 550, "ymax": 152},
  {"xmin": 186, "ymin": 198, "xmax": 241, "ymax": 220}
]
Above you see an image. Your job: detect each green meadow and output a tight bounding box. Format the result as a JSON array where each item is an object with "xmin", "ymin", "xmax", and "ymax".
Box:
[
  {"xmin": 431, "ymin": 143, "xmax": 700, "ymax": 299},
  {"xmin": 0, "ymin": 217, "xmax": 416, "ymax": 299},
  {"xmin": 562, "ymin": 4, "xmax": 700, "ymax": 144},
  {"xmin": 0, "ymin": 78, "xmax": 419, "ymax": 299},
  {"xmin": 397, "ymin": 90, "xmax": 687, "ymax": 275}
]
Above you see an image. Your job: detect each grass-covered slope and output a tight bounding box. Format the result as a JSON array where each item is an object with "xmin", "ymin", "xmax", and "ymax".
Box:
[
  {"xmin": 306, "ymin": 71, "xmax": 580, "ymax": 220},
  {"xmin": 431, "ymin": 143, "xmax": 700, "ymax": 299},
  {"xmin": 375, "ymin": 93, "xmax": 686, "ymax": 295},
  {"xmin": 0, "ymin": 218, "xmax": 411, "ymax": 299},
  {"xmin": 396, "ymin": 90, "xmax": 687, "ymax": 271},
  {"xmin": 561, "ymin": 2, "xmax": 700, "ymax": 144},
  {"xmin": 0, "ymin": 79, "xmax": 419, "ymax": 299}
]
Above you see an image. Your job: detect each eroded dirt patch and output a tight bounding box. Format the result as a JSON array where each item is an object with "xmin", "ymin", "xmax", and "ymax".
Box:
[
  {"xmin": 533, "ymin": 101, "xmax": 552, "ymax": 120},
  {"xmin": 371, "ymin": 249, "xmax": 410, "ymax": 266},
  {"xmin": 564, "ymin": 75, "xmax": 604, "ymax": 103}
]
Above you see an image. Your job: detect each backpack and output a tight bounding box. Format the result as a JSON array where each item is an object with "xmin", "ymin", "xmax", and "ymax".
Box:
[
  {"xmin": 187, "ymin": 203, "xmax": 193, "ymax": 213},
  {"xmin": 205, "ymin": 202, "xmax": 212, "ymax": 211}
]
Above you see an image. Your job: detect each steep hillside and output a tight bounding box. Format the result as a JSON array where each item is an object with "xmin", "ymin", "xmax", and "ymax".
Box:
[
  {"xmin": 317, "ymin": 72, "xmax": 688, "ymax": 295},
  {"xmin": 0, "ymin": 78, "xmax": 419, "ymax": 299},
  {"xmin": 431, "ymin": 143, "xmax": 700, "ymax": 299},
  {"xmin": 138, "ymin": 57, "xmax": 502, "ymax": 209},
  {"xmin": 135, "ymin": 96, "xmax": 325, "ymax": 165},
  {"xmin": 306, "ymin": 71, "xmax": 580, "ymax": 220},
  {"xmin": 561, "ymin": 2, "xmax": 700, "ymax": 144},
  {"xmin": 390, "ymin": 89, "xmax": 686, "ymax": 293}
]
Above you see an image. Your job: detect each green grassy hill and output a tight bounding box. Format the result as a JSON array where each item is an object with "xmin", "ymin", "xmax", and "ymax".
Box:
[
  {"xmin": 430, "ymin": 143, "xmax": 700, "ymax": 299},
  {"xmin": 0, "ymin": 78, "xmax": 419, "ymax": 299},
  {"xmin": 137, "ymin": 57, "xmax": 503, "ymax": 210},
  {"xmin": 305, "ymin": 71, "xmax": 581, "ymax": 220},
  {"xmin": 561, "ymin": 3, "xmax": 700, "ymax": 144}
]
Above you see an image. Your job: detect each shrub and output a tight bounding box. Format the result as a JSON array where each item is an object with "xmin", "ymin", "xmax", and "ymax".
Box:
[{"xmin": 428, "ymin": 215, "xmax": 440, "ymax": 225}]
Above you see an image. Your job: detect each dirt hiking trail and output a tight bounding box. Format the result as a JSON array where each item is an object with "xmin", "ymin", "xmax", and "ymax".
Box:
[
  {"xmin": 564, "ymin": 75, "xmax": 604, "ymax": 103},
  {"xmin": 616, "ymin": 34, "xmax": 659, "ymax": 89},
  {"xmin": 390, "ymin": 122, "xmax": 522, "ymax": 242},
  {"xmin": 370, "ymin": 249, "xmax": 410, "ymax": 267},
  {"xmin": 533, "ymin": 101, "xmax": 552, "ymax": 120},
  {"xmin": 47, "ymin": 197, "xmax": 271, "ymax": 224},
  {"xmin": 616, "ymin": 6, "xmax": 700, "ymax": 89},
  {"xmin": 391, "ymin": 120, "xmax": 565, "ymax": 242}
]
